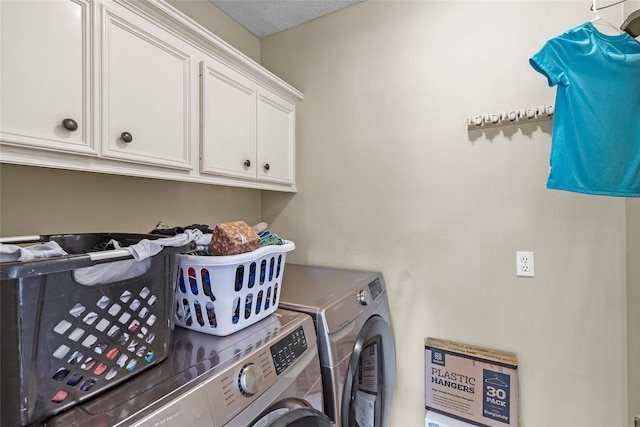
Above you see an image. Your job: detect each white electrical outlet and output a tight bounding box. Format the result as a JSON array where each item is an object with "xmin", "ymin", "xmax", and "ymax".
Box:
[{"xmin": 516, "ymin": 251, "xmax": 535, "ymax": 277}]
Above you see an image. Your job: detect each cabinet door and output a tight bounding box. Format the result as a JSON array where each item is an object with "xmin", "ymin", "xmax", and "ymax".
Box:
[
  {"xmin": 0, "ymin": 0, "xmax": 94, "ymax": 154},
  {"xmin": 257, "ymin": 91, "xmax": 295, "ymax": 184},
  {"xmin": 200, "ymin": 59, "xmax": 257, "ymax": 180},
  {"xmin": 100, "ymin": 2, "xmax": 192, "ymax": 170}
]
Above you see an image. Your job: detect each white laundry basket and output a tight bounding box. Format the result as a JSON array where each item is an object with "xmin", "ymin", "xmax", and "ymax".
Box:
[{"xmin": 174, "ymin": 241, "xmax": 294, "ymax": 336}]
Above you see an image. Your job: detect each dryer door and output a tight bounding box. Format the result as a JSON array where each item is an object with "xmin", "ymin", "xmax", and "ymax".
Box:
[
  {"xmin": 251, "ymin": 399, "xmax": 334, "ymax": 427},
  {"xmin": 341, "ymin": 315, "xmax": 395, "ymax": 427}
]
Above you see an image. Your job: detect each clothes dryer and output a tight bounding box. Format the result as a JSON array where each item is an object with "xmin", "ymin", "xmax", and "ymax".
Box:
[
  {"xmin": 41, "ymin": 309, "xmax": 332, "ymax": 427},
  {"xmin": 278, "ymin": 264, "xmax": 396, "ymax": 427}
]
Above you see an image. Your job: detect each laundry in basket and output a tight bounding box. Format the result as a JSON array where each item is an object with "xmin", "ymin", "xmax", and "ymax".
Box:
[
  {"xmin": 175, "ymin": 240, "xmax": 295, "ymax": 336},
  {"xmin": 73, "ymin": 230, "xmax": 202, "ymax": 286},
  {"xmin": 209, "ymin": 221, "xmax": 261, "ymax": 256},
  {"xmin": 0, "ymin": 232, "xmax": 196, "ymax": 427}
]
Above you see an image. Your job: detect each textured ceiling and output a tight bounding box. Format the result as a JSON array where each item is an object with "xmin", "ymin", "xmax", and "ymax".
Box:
[{"xmin": 209, "ymin": 0, "xmax": 364, "ymax": 38}]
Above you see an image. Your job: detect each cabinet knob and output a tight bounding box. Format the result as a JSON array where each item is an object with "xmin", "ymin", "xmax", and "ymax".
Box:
[
  {"xmin": 244, "ymin": 160, "xmax": 251, "ymax": 167},
  {"xmin": 263, "ymin": 163, "xmax": 270, "ymax": 171},
  {"xmin": 61, "ymin": 118, "xmax": 78, "ymax": 132},
  {"xmin": 121, "ymin": 132, "xmax": 133, "ymax": 143}
]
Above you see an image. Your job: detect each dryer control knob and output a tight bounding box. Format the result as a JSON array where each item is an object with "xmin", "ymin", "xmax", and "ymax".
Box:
[
  {"xmin": 356, "ymin": 289, "xmax": 370, "ymax": 306},
  {"xmin": 238, "ymin": 363, "xmax": 264, "ymax": 397}
]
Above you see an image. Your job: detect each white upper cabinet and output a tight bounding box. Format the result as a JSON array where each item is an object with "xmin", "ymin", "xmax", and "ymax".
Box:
[
  {"xmin": 100, "ymin": 2, "xmax": 192, "ymax": 170},
  {"xmin": 0, "ymin": 0, "xmax": 302, "ymax": 191},
  {"xmin": 200, "ymin": 59, "xmax": 257, "ymax": 180},
  {"xmin": 200, "ymin": 60, "xmax": 297, "ymax": 186},
  {"xmin": 0, "ymin": 0, "xmax": 94, "ymax": 155},
  {"xmin": 257, "ymin": 91, "xmax": 296, "ymax": 184}
]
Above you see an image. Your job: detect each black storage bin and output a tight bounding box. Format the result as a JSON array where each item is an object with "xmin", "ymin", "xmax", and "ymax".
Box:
[{"xmin": 0, "ymin": 233, "xmax": 191, "ymax": 426}]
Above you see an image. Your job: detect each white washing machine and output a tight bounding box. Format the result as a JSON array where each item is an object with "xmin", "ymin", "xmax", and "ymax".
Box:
[
  {"xmin": 278, "ymin": 264, "xmax": 396, "ymax": 427},
  {"xmin": 41, "ymin": 309, "xmax": 333, "ymax": 427}
]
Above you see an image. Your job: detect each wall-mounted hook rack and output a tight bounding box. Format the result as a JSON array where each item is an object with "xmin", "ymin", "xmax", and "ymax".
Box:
[{"xmin": 467, "ymin": 105, "xmax": 554, "ymax": 130}]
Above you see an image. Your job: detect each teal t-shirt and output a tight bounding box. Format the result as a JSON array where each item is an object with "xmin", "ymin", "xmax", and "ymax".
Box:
[{"xmin": 530, "ymin": 22, "xmax": 640, "ymax": 197}]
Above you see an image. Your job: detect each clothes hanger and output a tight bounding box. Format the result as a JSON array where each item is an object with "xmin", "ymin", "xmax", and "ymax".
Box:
[
  {"xmin": 591, "ymin": 0, "xmax": 624, "ymax": 34},
  {"xmin": 589, "ymin": 0, "xmax": 626, "ymax": 12}
]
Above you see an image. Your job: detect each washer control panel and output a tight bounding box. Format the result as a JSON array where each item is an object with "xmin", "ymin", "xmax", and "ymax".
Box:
[
  {"xmin": 207, "ymin": 319, "xmax": 313, "ymax": 426},
  {"xmin": 368, "ymin": 277, "xmax": 383, "ymax": 300},
  {"xmin": 270, "ymin": 325, "xmax": 307, "ymax": 375},
  {"xmin": 215, "ymin": 349, "xmax": 273, "ymax": 413},
  {"xmin": 321, "ymin": 273, "xmax": 385, "ymax": 334}
]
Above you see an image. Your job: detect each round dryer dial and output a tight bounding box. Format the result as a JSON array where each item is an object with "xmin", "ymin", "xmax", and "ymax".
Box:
[
  {"xmin": 238, "ymin": 363, "xmax": 264, "ymax": 397},
  {"xmin": 356, "ymin": 289, "xmax": 370, "ymax": 306}
]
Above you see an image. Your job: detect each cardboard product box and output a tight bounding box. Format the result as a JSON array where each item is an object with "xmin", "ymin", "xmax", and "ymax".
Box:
[
  {"xmin": 425, "ymin": 338, "xmax": 519, "ymax": 427},
  {"xmin": 426, "ymin": 410, "xmax": 475, "ymax": 427}
]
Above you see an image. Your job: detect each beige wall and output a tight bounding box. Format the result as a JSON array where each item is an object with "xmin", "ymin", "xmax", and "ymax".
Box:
[
  {"xmin": 261, "ymin": 1, "xmax": 631, "ymax": 426},
  {"xmin": 0, "ymin": 164, "xmax": 261, "ymax": 235}
]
